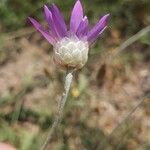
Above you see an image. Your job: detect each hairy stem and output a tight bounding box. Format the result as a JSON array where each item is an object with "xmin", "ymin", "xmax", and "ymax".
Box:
[{"xmin": 41, "ymin": 69, "xmax": 74, "ymax": 150}]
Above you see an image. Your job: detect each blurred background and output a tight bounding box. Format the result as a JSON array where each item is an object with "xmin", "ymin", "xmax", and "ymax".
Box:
[{"xmin": 0, "ymin": 0, "xmax": 150, "ymax": 149}]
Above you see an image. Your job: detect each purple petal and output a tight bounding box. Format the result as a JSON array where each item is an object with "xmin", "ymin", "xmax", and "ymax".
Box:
[
  {"xmin": 87, "ymin": 14, "xmax": 110, "ymax": 43},
  {"xmin": 70, "ymin": 0, "xmax": 83, "ymax": 33},
  {"xmin": 50, "ymin": 4, "xmax": 67, "ymax": 38},
  {"xmin": 76, "ymin": 16, "xmax": 89, "ymax": 38},
  {"xmin": 28, "ymin": 17, "xmax": 55, "ymax": 45},
  {"xmin": 44, "ymin": 5, "xmax": 59, "ymax": 39}
]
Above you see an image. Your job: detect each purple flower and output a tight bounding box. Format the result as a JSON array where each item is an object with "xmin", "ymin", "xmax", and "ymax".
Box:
[{"xmin": 28, "ymin": 0, "xmax": 109, "ymax": 69}]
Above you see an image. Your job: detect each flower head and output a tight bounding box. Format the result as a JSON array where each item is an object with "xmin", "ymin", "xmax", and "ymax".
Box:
[{"xmin": 29, "ymin": 0, "xmax": 109, "ymax": 69}]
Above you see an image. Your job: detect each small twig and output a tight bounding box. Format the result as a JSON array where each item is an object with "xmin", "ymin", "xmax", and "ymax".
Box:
[
  {"xmin": 40, "ymin": 68, "xmax": 75, "ymax": 150},
  {"xmin": 97, "ymin": 93, "xmax": 150, "ymax": 150}
]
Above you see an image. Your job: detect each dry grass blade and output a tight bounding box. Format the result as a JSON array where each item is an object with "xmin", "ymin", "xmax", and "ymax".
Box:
[
  {"xmin": 97, "ymin": 93, "xmax": 150, "ymax": 150},
  {"xmin": 1, "ymin": 27, "xmax": 34, "ymax": 41},
  {"xmin": 109, "ymin": 25, "xmax": 150, "ymax": 62}
]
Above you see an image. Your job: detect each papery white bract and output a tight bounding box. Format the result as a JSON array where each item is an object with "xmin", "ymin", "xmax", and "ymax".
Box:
[{"xmin": 54, "ymin": 37, "xmax": 89, "ymax": 68}]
